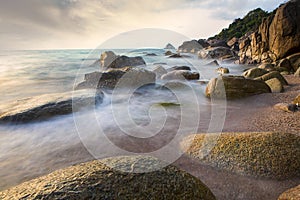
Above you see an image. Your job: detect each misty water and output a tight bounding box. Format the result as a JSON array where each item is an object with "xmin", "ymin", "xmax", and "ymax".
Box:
[{"xmin": 0, "ymin": 48, "xmax": 247, "ymax": 189}]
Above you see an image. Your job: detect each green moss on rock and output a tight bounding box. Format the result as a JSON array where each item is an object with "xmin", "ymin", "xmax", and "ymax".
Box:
[
  {"xmin": 182, "ymin": 132, "xmax": 300, "ymax": 179},
  {"xmin": 0, "ymin": 156, "xmax": 216, "ymax": 200}
]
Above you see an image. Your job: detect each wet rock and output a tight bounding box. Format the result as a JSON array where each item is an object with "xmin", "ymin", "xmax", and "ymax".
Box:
[
  {"xmin": 153, "ymin": 65, "xmax": 168, "ymax": 79},
  {"xmin": 168, "ymin": 66, "xmax": 191, "ymax": 72},
  {"xmin": 216, "ymin": 67, "xmax": 230, "ymax": 74},
  {"xmin": 164, "ymin": 43, "xmax": 176, "ymax": 50},
  {"xmin": 258, "ymin": 63, "xmax": 275, "ymax": 71},
  {"xmin": 0, "ymin": 90, "xmax": 104, "ymax": 123},
  {"xmin": 76, "ymin": 67, "xmax": 156, "ymax": 90},
  {"xmin": 165, "ymin": 51, "xmax": 173, "ymax": 56},
  {"xmin": 100, "ymin": 51, "xmax": 146, "ymax": 70},
  {"xmin": 178, "ymin": 40, "xmax": 203, "ymax": 53},
  {"xmin": 168, "ymin": 53, "xmax": 182, "ymax": 58},
  {"xmin": 0, "ymin": 156, "xmax": 216, "ymax": 200},
  {"xmin": 294, "ymin": 67, "xmax": 300, "ymax": 77},
  {"xmin": 276, "ymin": 58, "xmax": 292, "ymax": 72},
  {"xmin": 287, "ymin": 52, "xmax": 300, "ymax": 72},
  {"xmin": 204, "ymin": 60, "xmax": 220, "ymax": 66},
  {"xmin": 265, "ymin": 78, "xmax": 284, "ymax": 93},
  {"xmin": 161, "ymin": 70, "xmax": 200, "ymax": 81},
  {"xmin": 181, "ymin": 132, "xmax": 300, "ymax": 179},
  {"xmin": 199, "ymin": 47, "xmax": 236, "ymax": 60},
  {"xmin": 205, "ymin": 75, "xmax": 271, "ymax": 99},
  {"xmin": 145, "ymin": 53, "xmax": 157, "ymax": 56}
]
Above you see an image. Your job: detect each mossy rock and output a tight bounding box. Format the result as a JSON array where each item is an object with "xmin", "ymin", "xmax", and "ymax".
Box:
[
  {"xmin": 278, "ymin": 184, "xmax": 300, "ymax": 200},
  {"xmin": 0, "ymin": 156, "xmax": 216, "ymax": 200},
  {"xmin": 154, "ymin": 102, "xmax": 181, "ymax": 107},
  {"xmin": 182, "ymin": 132, "xmax": 300, "ymax": 179}
]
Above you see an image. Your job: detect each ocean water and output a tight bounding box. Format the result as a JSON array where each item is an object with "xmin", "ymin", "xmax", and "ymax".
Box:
[{"xmin": 0, "ymin": 48, "xmax": 246, "ymax": 190}]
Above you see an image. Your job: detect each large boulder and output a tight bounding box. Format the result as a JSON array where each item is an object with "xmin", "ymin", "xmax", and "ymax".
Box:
[
  {"xmin": 265, "ymin": 78, "xmax": 284, "ymax": 93},
  {"xmin": 199, "ymin": 47, "xmax": 236, "ymax": 59},
  {"xmin": 239, "ymin": 0, "xmax": 300, "ymax": 65},
  {"xmin": 0, "ymin": 156, "xmax": 216, "ymax": 200},
  {"xmin": 0, "ymin": 90, "xmax": 104, "ymax": 123},
  {"xmin": 161, "ymin": 70, "xmax": 200, "ymax": 81},
  {"xmin": 100, "ymin": 51, "xmax": 146, "ymax": 70},
  {"xmin": 153, "ymin": 65, "xmax": 168, "ymax": 79},
  {"xmin": 76, "ymin": 67, "xmax": 156, "ymax": 90},
  {"xmin": 205, "ymin": 76, "xmax": 271, "ymax": 99},
  {"xmin": 243, "ymin": 68, "xmax": 269, "ymax": 79},
  {"xmin": 254, "ymin": 71, "xmax": 288, "ymax": 86},
  {"xmin": 278, "ymin": 184, "xmax": 300, "ymax": 200},
  {"xmin": 178, "ymin": 40, "xmax": 203, "ymax": 53},
  {"xmin": 258, "ymin": 63, "xmax": 275, "ymax": 71},
  {"xmin": 181, "ymin": 132, "xmax": 300, "ymax": 179}
]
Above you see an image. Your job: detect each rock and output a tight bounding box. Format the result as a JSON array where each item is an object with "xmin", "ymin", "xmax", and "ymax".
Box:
[
  {"xmin": 216, "ymin": 67, "xmax": 230, "ymax": 74},
  {"xmin": 278, "ymin": 184, "xmax": 300, "ymax": 200},
  {"xmin": 161, "ymin": 70, "xmax": 200, "ymax": 81},
  {"xmin": 243, "ymin": 68, "xmax": 269, "ymax": 79},
  {"xmin": 145, "ymin": 53, "xmax": 157, "ymax": 56},
  {"xmin": 167, "ymin": 66, "xmax": 191, "ymax": 72},
  {"xmin": 168, "ymin": 53, "xmax": 182, "ymax": 58},
  {"xmin": 295, "ymin": 67, "xmax": 300, "ymax": 76},
  {"xmin": 238, "ymin": 0, "xmax": 300, "ymax": 65},
  {"xmin": 159, "ymin": 81, "xmax": 190, "ymax": 90},
  {"xmin": 199, "ymin": 47, "xmax": 236, "ymax": 59},
  {"xmin": 165, "ymin": 51, "xmax": 173, "ymax": 56},
  {"xmin": 204, "ymin": 60, "xmax": 220, "ymax": 66},
  {"xmin": 100, "ymin": 51, "xmax": 146, "ymax": 70},
  {"xmin": 153, "ymin": 65, "xmax": 168, "ymax": 79},
  {"xmin": 205, "ymin": 76, "xmax": 271, "ymax": 99},
  {"xmin": 164, "ymin": 43, "xmax": 176, "ymax": 49},
  {"xmin": 100, "ymin": 51, "xmax": 118, "ymax": 70},
  {"xmin": 293, "ymin": 94, "xmax": 300, "ymax": 105},
  {"xmin": 265, "ymin": 78, "xmax": 284, "ymax": 93},
  {"xmin": 287, "ymin": 52, "xmax": 300, "ymax": 72},
  {"xmin": 197, "ymin": 39, "xmax": 210, "ymax": 48},
  {"xmin": 258, "ymin": 63, "xmax": 275, "ymax": 71},
  {"xmin": 76, "ymin": 67, "xmax": 156, "ymax": 90},
  {"xmin": 274, "ymin": 67, "xmax": 289, "ymax": 73},
  {"xmin": 0, "ymin": 90, "xmax": 104, "ymax": 123},
  {"xmin": 0, "ymin": 156, "xmax": 216, "ymax": 200},
  {"xmin": 181, "ymin": 132, "xmax": 300, "ymax": 179},
  {"xmin": 254, "ymin": 71, "xmax": 288, "ymax": 86},
  {"xmin": 277, "ymin": 58, "xmax": 292, "ymax": 72},
  {"xmin": 207, "ymin": 39, "xmax": 229, "ymax": 48},
  {"xmin": 178, "ymin": 40, "xmax": 203, "ymax": 53},
  {"xmin": 274, "ymin": 103, "xmax": 298, "ymax": 112}
]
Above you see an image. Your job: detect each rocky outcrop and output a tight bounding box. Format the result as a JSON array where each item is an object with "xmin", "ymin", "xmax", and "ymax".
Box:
[
  {"xmin": 278, "ymin": 184, "xmax": 300, "ymax": 200},
  {"xmin": 0, "ymin": 156, "xmax": 216, "ymax": 200},
  {"xmin": 181, "ymin": 132, "xmax": 300, "ymax": 179},
  {"xmin": 199, "ymin": 47, "xmax": 236, "ymax": 60},
  {"xmin": 100, "ymin": 51, "xmax": 146, "ymax": 70},
  {"xmin": 178, "ymin": 40, "xmax": 203, "ymax": 53},
  {"xmin": 164, "ymin": 43, "xmax": 176, "ymax": 49},
  {"xmin": 239, "ymin": 0, "xmax": 300, "ymax": 67},
  {"xmin": 0, "ymin": 90, "xmax": 104, "ymax": 123},
  {"xmin": 205, "ymin": 76, "xmax": 271, "ymax": 99},
  {"xmin": 161, "ymin": 70, "xmax": 200, "ymax": 81},
  {"xmin": 76, "ymin": 67, "xmax": 156, "ymax": 90}
]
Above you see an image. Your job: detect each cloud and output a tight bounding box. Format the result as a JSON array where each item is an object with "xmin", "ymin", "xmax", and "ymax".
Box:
[{"xmin": 0, "ymin": 0, "xmax": 286, "ymax": 49}]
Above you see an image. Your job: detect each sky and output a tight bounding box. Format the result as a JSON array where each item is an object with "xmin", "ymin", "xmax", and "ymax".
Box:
[{"xmin": 0, "ymin": 0, "xmax": 287, "ymax": 50}]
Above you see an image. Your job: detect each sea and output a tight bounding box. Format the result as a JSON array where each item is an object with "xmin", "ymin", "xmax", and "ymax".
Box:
[{"xmin": 0, "ymin": 48, "xmax": 247, "ymax": 189}]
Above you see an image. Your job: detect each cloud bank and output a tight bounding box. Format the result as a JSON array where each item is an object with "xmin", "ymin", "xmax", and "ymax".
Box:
[{"xmin": 0, "ymin": 0, "xmax": 286, "ymax": 49}]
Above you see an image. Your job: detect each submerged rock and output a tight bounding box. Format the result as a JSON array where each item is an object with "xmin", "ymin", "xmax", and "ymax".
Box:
[
  {"xmin": 205, "ymin": 76, "xmax": 271, "ymax": 99},
  {"xmin": 0, "ymin": 156, "xmax": 216, "ymax": 200},
  {"xmin": 0, "ymin": 90, "xmax": 104, "ymax": 123},
  {"xmin": 181, "ymin": 132, "xmax": 300, "ymax": 179},
  {"xmin": 153, "ymin": 65, "xmax": 168, "ymax": 79}
]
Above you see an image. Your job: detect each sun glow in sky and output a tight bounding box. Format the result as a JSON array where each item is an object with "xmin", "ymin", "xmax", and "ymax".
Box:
[{"xmin": 0, "ymin": 0, "xmax": 286, "ymax": 50}]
